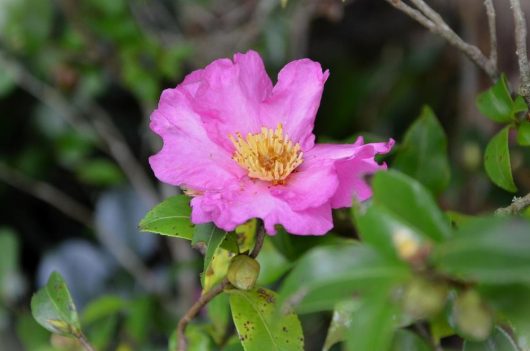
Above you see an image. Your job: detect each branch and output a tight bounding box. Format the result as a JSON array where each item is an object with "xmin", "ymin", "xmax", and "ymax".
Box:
[
  {"xmin": 0, "ymin": 163, "xmax": 93, "ymax": 228},
  {"xmin": 77, "ymin": 332, "xmax": 96, "ymax": 351},
  {"xmin": 0, "ymin": 49, "xmax": 159, "ymax": 205},
  {"xmin": 176, "ymin": 278, "xmax": 229, "ymax": 351},
  {"xmin": 385, "ymin": 0, "xmax": 498, "ymax": 81},
  {"xmin": 484, "ymin": 0, "xmax": 498, "ymax": 71},
  {"xmin": 510, "ymin": 0, "xmax": 530, "ymax": 104},
  {"xmin": 495, "ymin": 193, "xmax": 530, "ymax": 215},
  {"xmin": 249, "ymin": 224, "xmax": 266, "ymax": 258}
]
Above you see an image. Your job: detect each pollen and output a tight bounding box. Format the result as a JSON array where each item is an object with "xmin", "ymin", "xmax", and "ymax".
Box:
[{"xmin": 229, "ymin": 124, "xmax": 303, "ymax": 184}]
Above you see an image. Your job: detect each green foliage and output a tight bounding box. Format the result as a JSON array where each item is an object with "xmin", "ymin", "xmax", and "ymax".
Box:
[
  {"xmin": 390, "ymin": 330, "xmax": 431, "ymax": 351},
  {"xmin": 434, "ymin": 217, "xmax": 530, "ymax": 284},
  {"xmin": 139, "ymin": 195, "xmax": 195, "ymax": 239},
  {"xmin": 0, "ymin": 228, "xmax": 19, "ymax": 301},
  {"xmin": 484, "ymin": 127, "xmax": 517, "ymax": 192},
  {"xmin": 76, "ymin": 158, "xmax": 124, "ymax": 186},
  {"xmin": 516, "ymin": 120, "xmax": 530, "ymax": 146},
  {"xmin": 463, "ymin": 327, "xmax": 519, "ymax": 351},
  {"xmin": 476, "ymin": 74, "xmax": 527, "ymax": 123},
  {"xmin": 322, "ymin": 300, "xmax": 360, "ymax": 351},
  {"xmin": 277, "ymin": 244, "xmax": 409, "ymax": 314},
  {"xmin": 227, "ymin": 288, "xmax": 304, "ymax": 351},
  {"xmin": 393, "ymin": 106, "xmax": 450, "ymax": 195},
  {"xmin": 194, "ymin": 223, "xmax": 229, "ymax": 289},
  {"xmin": 31, "ymin": 272, "xmax": 82, "ymax": 336}
]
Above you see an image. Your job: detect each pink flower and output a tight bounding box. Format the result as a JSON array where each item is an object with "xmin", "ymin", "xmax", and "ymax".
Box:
[{"xmin": 149, "ymin": 51, "xmax": 393, "ymax": 235}]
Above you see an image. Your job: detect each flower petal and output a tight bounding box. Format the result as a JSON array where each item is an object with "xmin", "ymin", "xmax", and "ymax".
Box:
[
  {"xmin": 304, "ymin": 138, "xmax": 395, "ymax": 208},
  {"xmin": 149, "ymin": 88, "xmax": 243, "ymax": 190},
  {"xmin": 190, "ymin": 179, "xmax": 333, "ymax": 236},
  {"xmin": 260, "ymin": 59, "xmax": 329, "ymax": 151},
  {"xmin": 181, "ymin": 50, "xmax": 273, "ymax": 150}
]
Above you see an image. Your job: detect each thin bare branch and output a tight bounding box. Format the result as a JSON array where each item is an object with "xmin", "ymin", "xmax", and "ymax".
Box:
[
  {"xmin": 249, "ymin": 225, "xmax": 266, "ymax": 259},
  {"xmin": 176, "ymin": 279, "xmax": 229, "ymax": 351},
  {"xmin": 0, "ymin": 163, "xmax": 94, "ymax": 228},
  {"xmin": 385, "ymin": 0, "xmax": 498, "ymax": 81},
  {"xmin": 484, "ymin": 0, "xmax": 498, "ymax": 71},
  {"xmin": 0, "ymin": 49, "xmax": 159, "ymax": 204},
  {"xmin": 510, "ymin": 0, "xmax": 530, "ymax": 104},
  {"xmin": 496, "ymin": 192, "xmax": 530, "ymax": 215}
]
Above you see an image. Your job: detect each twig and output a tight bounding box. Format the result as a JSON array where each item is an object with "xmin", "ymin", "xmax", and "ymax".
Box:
[
  {"xmin": 484, "ymin": 0, "xmax": 498, "ymax": 71},
  {"xmin": 510, "ymin": 0, "xmax": 530, "ymax": 104},
  {"xmin": 0, "ymin": 48, "xmax": 159, "ymax": 205},
  {"xmin": 0, "ymin": 163, "xmax": 94, "ymax": 228},
  {"xmin": 249, "ymin": 224, "xmax": 266, "ymax": 258},
  {"xmin": 77, "ymin": 332, "xmax": 96, "ymax": 351},
  {"xmin": 176, "ymin": 279, "xmax": 229, "ymax": 351},
  {"xmin": 495, "ymin": 193, "xmax": 530, "ymax": 215},
  {"xmin": 385, "ymin": 0, "xmax": 498, "ymax": 81}
]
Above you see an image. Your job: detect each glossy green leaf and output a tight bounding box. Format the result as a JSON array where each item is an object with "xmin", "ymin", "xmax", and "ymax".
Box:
[
  {"xmin": 139, "ymin": 195, "xmax": 194, "ymax": 239},
  {"xmin": 346, "ymin": 287, "xmax": 400, "ymax": 351},
  {"xmin": 476, "ymin": 74, "xmax": 521, "ymax": 123},
  {"xmin": 194, "ymin": 223, "xmax": 229, "ymax": 289},
  {"xmin": 207, "ymin": 293, "xmax": 230, "ymax": 343},
  {"xmin": 204, "ymin": 248, "xmax": 233, "ymax": 292},
  {"xmin": 516, "ymin": 120, "xmax": 530, "ymax": 146},
  {"xmin": 228, "ymin": 288, "xmax": 304, "ymax": 351},
  {"xmin": 463, "ymin": 327, "xmax": 519, "ymax": 351},
  {"xmin": 323, "ymin": 300, "xmax": 360, "ymax": 351},
  {"xmin": 390, "ymin": 330, "xmax": 430, "ymax": 351},
  {"xmin": 278, "ymin": 244, "xmax": 409, "ymax": 313},
  {"xmin": 393, "ymin": 106, "xmax": 450, "ymax": 195},
  {"xmin": 434, "ymin": 217, "xmax": 530, "ymax": 284},
  {"xmin": 82, "ymin": 295, "xmax": 127, "ymax": 325},
  {"xmin": 31, "ymin": 271, "xmax": 81, "ymax": 336},
  {"xmin": 355, "ymin": 203, "xmax": 425, "ymax": 261},
  {"xmin": 484, "ymin": 127, "xmax": 517, "ymax": 192},
  {"xmin": 373, "ymin": 170, "xmax": 452, "ymax": 242}
]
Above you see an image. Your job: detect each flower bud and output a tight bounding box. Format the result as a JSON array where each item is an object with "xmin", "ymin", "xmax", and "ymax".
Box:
[
  {"xmin": 227, "ymin": 254, "xmax": 260, "ymax": 290},
  {"xmin": 452, "ymin": 290, "xmax": 493, "ymax": 341},
  {"xmin": 403, "ymin": 278, "xmax": 448, "ymax": 319}
]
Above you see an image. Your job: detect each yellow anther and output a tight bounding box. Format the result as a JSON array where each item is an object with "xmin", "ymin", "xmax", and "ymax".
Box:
[{"xmin": 229, "ymin": 124, "xmax": 303, "ymax": 184}]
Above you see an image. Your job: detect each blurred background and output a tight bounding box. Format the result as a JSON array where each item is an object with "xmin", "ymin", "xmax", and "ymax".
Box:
[{"xmin": 1, "ymin": 0, "xmax": 529, "ymax": 350}]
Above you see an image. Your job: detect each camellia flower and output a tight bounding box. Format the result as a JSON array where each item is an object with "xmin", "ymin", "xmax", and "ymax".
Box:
[{"xmin": 149, "ymin": 51, "xmax": 393, "ymax": 235}]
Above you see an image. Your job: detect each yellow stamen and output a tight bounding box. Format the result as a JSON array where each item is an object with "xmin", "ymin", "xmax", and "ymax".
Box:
[{"xmin": 229, "ymin": 124, "xmax": 303, "ymax": 184}]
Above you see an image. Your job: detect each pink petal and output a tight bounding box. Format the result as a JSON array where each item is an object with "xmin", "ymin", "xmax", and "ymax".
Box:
[
  {"xmin": 271, "ymin": 158, "xmax": 339, "ymax": 211},
  {"xmin": 180, "ymin": 50, "xmax": 273, "ymax": 151},
  {"xmin": 304, "ymin": 139, "xmax": 395, "ymax": 208},
  {"xmin": 260, "ymin": 59, "xmax": 329, "ymax": 151},
  {"xmin": 190, "ymin": 179, "xmax": 333, "ymax": 236},
  {"xmin": 149, "ymin": 88, "xmax": 243, "ymax": 190}
]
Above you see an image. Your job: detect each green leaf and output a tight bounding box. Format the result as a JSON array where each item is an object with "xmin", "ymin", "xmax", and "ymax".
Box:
[
  {"xmin": 346, "ymin": 286, "xmax": 400, "ymax": 351},
  {"xmin": 203, "ymin": 248, "xmax": 233, "ymax": 293},
  {"xmin": 228, "ymin": 288, "xmax": 304, "ymax": 351},
  {"xmin": 484, "ymin": 126, "xmax": 517, "ymax": 192},
  {"xmin": 124, "ymin": 296, "xmax": 153, "ymax": 343},
  {"xmin": 393, "ymin": 106, "xmax": 450, "ymax": 195},
  {"xmin": 139, "ymin": 195, "xmax": 194, "ymax": 240},
  {"xmin": 476, "ymin": 74, "xmax": 521, "ymax": 123},
  {"xmin": 434, "ymin": 217, "xmax": 530, "ymax": 284},
  {"xmin": 207, "ymin": 293, "xmax": 230, "ymax": 344},
  {"xmin": 15, "ymin": 313, "xmax": 52, "ymax": 351},
  {"xmin": 355, "ymin": 203, "xmax": 425, "ymax": 261},
  {"xmin": 323, "ymin": 300, "xmax": 360, "ymax": 351},
  {"xmin": 390, "ymin": 330, "xmax": 430, "ymax": 351},
  {"xmin": 193, "ymin": 223, "xmax": 228, "ymax": 288},
  {"xmin": 82, "ymin": 295, "xmax": 127, "ymax": 325},
  {"xmin": 278, "ymin": 244, "xmax": 409, "ymax": 314},
  {"xmin": 463, "ymin": 327, "xmax": 519, "ymax": 351},
  {"xmin": 372, "ymin": 170, "xmax": 452, "ymax": 242},
  {"xmin": 516, "ymin": 120, "xmax": 530, "ymax": 146},
  {"xmin": 31, "ymin": 271, "xmax": 82, "ymax": 336},
  {"xmin": 0, "ymin": 69, "xmax": 14, "ymax": 97}
]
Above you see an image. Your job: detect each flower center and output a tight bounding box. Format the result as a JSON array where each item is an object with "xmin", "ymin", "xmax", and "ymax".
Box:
[{"xmin": 229, "ymin": 124, "xmax": 303, "ymax": 185}]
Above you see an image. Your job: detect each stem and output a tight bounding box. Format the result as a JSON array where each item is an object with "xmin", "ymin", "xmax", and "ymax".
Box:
[
  {"xmin": 176, "ymin": 279, "xmax": 229, "ymax": 351},
  {"xmin": 249, "ymin": 224, "xmax": 266, "ymax": 258},
  {"xmin": 495, "ymin": 192, "xmax": 530, "ymax": 215},
  {"xmin": 484, "ymin": 0, "xmax": 498, "ymax": 72},
  {"xmin": 510, "ymin": 0, "xmax": 530, "ymax": 104},
  {"xmin": 385, "ymin": 0, "xmax": 498, "ymax": 81},
  {"xmin": 77, "ymin": 333, "xmax": 96, "ymax": 351}
]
